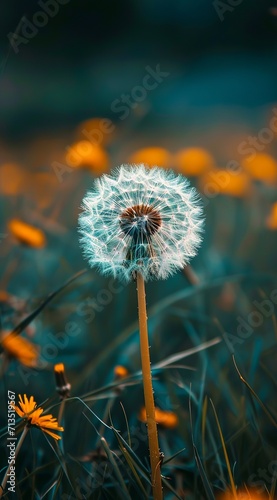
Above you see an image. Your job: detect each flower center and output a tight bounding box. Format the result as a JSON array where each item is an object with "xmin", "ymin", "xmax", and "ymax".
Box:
[{"xmin": 119, "ymin": 204, "xmax": 162, "ymax": 240}]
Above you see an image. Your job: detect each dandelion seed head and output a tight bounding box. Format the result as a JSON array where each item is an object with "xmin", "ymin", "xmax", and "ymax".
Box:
[{"xmin": 78, "ymin": 164, "xmax": 204, "ymax": 282}]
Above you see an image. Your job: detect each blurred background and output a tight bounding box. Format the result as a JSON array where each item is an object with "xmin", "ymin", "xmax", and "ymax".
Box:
[{"xmin": 1, "ymin": 1, "xmax": 277, "ymax": 498}]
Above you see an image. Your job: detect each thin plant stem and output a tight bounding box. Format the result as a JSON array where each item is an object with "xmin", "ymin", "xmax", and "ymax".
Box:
[
  {"xmin": 0, "ymin": 426, "xmax": 29, "ymax": 498},
  {"xmin": 57, "ymin": 398, "xmax": 66, "ymax": 454},
  {"xmin": 57, "ymin": 399, "xmax": 66, "ymax": 428},
  {"xmin": 136, "ymin": 272, "xmax": 163, "ymax": 500}
]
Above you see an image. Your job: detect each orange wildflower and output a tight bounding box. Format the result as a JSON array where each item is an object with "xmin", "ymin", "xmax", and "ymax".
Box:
[
  {"xmin": 65, "ymin": 140, "xmax": 109, "ymax": 173},
  {"xmin": 174, "ymin": 147, "xmax": 215, "ymax": 176},
  {"xmin": 0, "ymin": 163, "xmax": 25, "ymax": 195},
  {"xmin": 13, "ymin": 394, "xmax": 64, "ymax": 440},
  {"xmin": 8, "ymin": 219, "xmax": 46, "ymax": 248},
  {"xmin": 139, "ymin": 407, "xmax": 178, "ymax": 429},
  {"xmin": 75, "ymin": 117, "xmax": 115, "ymax": 146},
  {"xmin": 114, "ymin": 365, "xmax": 129, "ymax": 379},
  {"xmin": 199, "ymin": 169, "xmax": 251, "ymax": 198},
  {"xmin": 266, "ymin": 202, "xmax": 277, "ymax": 230},
  {"xmin": 242, "ymin": 153, "xmax": 277, "ymax": 184},
  {"xmin": 217, "ymin": 488, "xmax": 269, "ymax": 499},
  {"xmin": 128, "ymin": 147, "xmax": 172, "ymax": 168},
  {"xmin": 1, "ymin": 332, "xmax": 39, "ymax": 367}
]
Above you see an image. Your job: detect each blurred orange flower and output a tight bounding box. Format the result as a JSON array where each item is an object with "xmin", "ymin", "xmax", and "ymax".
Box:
[
  {"xmin": 139, "ymin": 407, "xmax": 178, "ymax": 429},
  {"xmin": 114, "ymin": 365, "xmax": 129, "ymax": 379},
  {"xmin": 217, "ymin": 488, "xmax": 269, "ymax": 499},
  {"xmin": 242, "ymin": 153, "xmax": 277, "ymax": 184},
  {"xmin": 174, "ymin": 147, "xmax": 215, "ymax": 176},
  {"xmin": 8, "ymin": 219, "xmax": 46, "ymax": 248},
  {"xmin": 75, "ymin": 117, "xmax": 115, "ymax": 146},
  {"xmin": 14, "ymin": 394, "xmax": 64, "ymax": 440},
  {"xmin": 0, "ymin": 163, "xmax": 26, "ymax": 195},
  {"xmin": 1, "ymin": 332, "xmax": 39, "ymax": 367},
  {"xmin": 199, "ymin": 169, "xmax": 251, "ymax": 198},
  {"xmin": 128, "ymin": 147, "xmax": 172, "ymax": 168},
  {"xmin": 65, "ymin": 140, "xmax": 109, "ymax": 173},
  {"xmin": 266, "ymin": 202, "xmax": 277, "ymax": 230}
]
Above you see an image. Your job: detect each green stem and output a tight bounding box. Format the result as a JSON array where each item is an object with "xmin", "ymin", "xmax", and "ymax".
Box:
[
  {"xmin": 136, "ymin": 272, "xmax": 163, "ymax": 500},
  {"xmin": 0, "ymin": 426, "xmax": 29, "ymax": 498}
]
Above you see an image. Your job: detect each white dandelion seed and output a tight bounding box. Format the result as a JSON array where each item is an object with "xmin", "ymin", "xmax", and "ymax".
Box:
[{"xmin": 78, "ymin": 164, "xmax": 204, "ymax": 282}]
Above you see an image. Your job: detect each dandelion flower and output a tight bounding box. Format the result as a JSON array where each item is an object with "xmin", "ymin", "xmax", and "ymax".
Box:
[
  {"xmin": 139, "ymin": 406, "xmax": 179, "ymax": 429},
  {"xmin": 114, "ymin": 365, "xmax": 129, "ymax": 379},
  {"xmin": 242, "ymin": 153, "xmax": 277, "ymax": 184},
  {"xmin": 199, "ymin": 169, "xmax": 251, "ymax": 198},
  {"xmin": 1, "ymin": 332, "xmax": 39, "ymax": 367},
  {"xmin": 14, "ymin": 394, "xmax": 64, "ymax": 440},
  {"xmin": 65, "ymin": 140, "xmax": 109, "ymax": 173},
  {"xmin": 174, "ymin": 147, "xmax": 215, "ymax": 176},
  {"xmin": 128, "ymin": 147, "xmax": 172, "ymax": 168},
  {"xmin": 79, "ymin": 164, "xmax": 204, "ymax": 282}
]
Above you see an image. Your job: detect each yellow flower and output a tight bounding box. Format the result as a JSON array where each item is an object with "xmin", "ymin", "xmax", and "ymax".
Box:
[
  {"xmin": 217, "ymin": 488, "xmax": 269, "ymax": 499},
  {"xmin": 174, "ymin": 147, "xmax": 215, "ymax": 176},
  {"xmin": 8, "ymin": 219, "xmax": 46, "ymax": 248},
  {"xmin": 242, "ymin": 153, "xmax": 277, "ymax": 184},
  {"xmin": 114, "ymin": 365, "xmax": 129, "ymax": 379},
  {"xmin": 65, "ymin": 140, "xmax": 109, "ymax": 173},
  {"xmin": 128, "ymin": 147, "xmax": 172, "ymax": 168},
  {"xmin": 1, "ymin": 332, "xmax": 39, "ymax": 367},
  {"xmin": 199, "ymin": 169, "xmax": 251, "ymax": 198},
  {"xmin": 75, "ymin": 117, "xmax": 115, "ymax": 146},
  {"xmin": 139, "ymin": 407, "xmax": 178, "ymax": 429},
  {"xmin": 14, "ymin": 394, "xmax": 64, "ymax": 440}
]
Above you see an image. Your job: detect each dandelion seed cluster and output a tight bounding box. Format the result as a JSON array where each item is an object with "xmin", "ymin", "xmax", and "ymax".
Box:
[{"xmin": 79, "ymin": 164, "xmax": 204, "ymax": 282}]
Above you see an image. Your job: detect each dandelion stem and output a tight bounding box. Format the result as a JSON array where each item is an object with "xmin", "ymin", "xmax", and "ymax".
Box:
[
  {"xmin": 136, "ymin": 272, "xmax": 163, "ymax": 500},
  {"xmin": 0, "ymin": 426, "xmax": 29, "ymax": 498}
]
